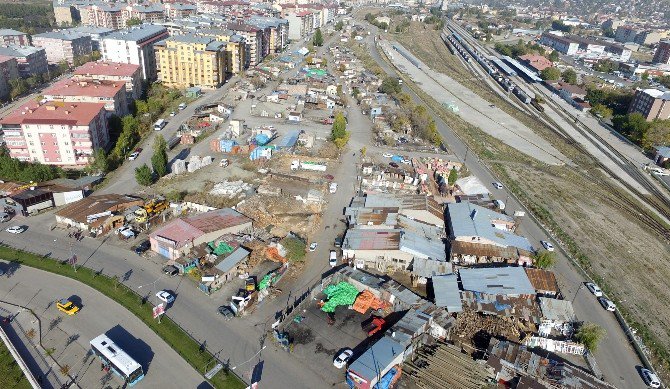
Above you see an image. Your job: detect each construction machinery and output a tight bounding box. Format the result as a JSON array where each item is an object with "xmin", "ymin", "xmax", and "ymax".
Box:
[{"xmin": 135, "ymin": 198, "xmax": 169, "ymax": 223}]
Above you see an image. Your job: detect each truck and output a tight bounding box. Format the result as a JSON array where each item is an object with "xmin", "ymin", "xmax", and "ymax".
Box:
[
  {"xmin": 361, "ymin": 316, "xmax": 386, "ymax": 336},
  {"xmin": 135, "ymin": 198, "xmax": 169, "ymax": 223}
]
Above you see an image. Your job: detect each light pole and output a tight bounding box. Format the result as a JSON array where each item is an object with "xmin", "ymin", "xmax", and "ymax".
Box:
[
  {"xmin": 230, "ymin": 345, "xmax": 267, "ymax": 371},
  {"xmin": 137, "ymin": 274, "xmax": 165, "ymax": 306}
]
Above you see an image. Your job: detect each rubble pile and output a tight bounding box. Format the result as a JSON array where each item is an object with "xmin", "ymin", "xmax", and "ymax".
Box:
[
  {"xmin": 209, "ymin": 180, "xmax": 253, "ymax": 198},
  {"xmin": 453, "ymin": 308, "xmax": 522, "ymax": 343}
]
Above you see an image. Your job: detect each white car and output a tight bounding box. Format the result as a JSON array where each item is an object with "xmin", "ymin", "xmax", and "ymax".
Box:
[
  {"xmin": 382, "ymin": 152, "xmax": 393, "ymax": 158},
  {"xmin": 540, "ymin": 240, "xmax": 554, "ymax": 252},
  {"xmin": 309, "ymin": 242, "xmax": 318, "ymax": 252},
  {"xmin": 329, "ymin": 250, "xmax": 337, "ymax": 267},
  {"xmin": 128, "ymin": 151, "xmax": 140, "ymax": 161},
  {"xmin": 115, "ymin": 226, "xmax": 136, "ymax": 239},
  {"xmin": 5, "ymin": 226, "xmax": 25, "ymax": 234},
  {"xmin": 169, "ymin": 111, "xmax": 176, "ymax": 117},
  {"xmin": 156, "ymin": 290, "xmax": 175, "ymax": 304},
  {"xmin": 492, "ymin": 182, "xmax": 503, "ymax": 190},
  {"xmin": 640, "ymin": 368, "xmax": 661, "ymax": 388},
  {"xmin": 333, "ymin": 349, "xmax": 353, "ymax": 369},
  {"xmin": 585, "ymin": 282, "xmax": 603, "ymax": 297},
  {"xmin": 598, "ymin": 297, "xmax": 616, "ymax": 312},
  {"xmin": 329, "ymin": 182, "xmax": 338, "ymax": 194}
]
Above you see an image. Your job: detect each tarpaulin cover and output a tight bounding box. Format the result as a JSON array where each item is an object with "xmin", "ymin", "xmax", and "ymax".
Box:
[
  {"xmin": 321, "ymin": 282, "xmax": 359, "ymax": 313},
  {"xmin": 209, "ymin": 241, "xmax": 234, "ymax": 256}
]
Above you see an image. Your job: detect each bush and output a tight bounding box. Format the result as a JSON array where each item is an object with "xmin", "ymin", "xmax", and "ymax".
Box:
[
  {"xmin": 0, "ymin": 149, "xmax": 64, "ymax": 183},
  {"xmin": 281, "ymin": 237, "xmax": 306, "ymax": 262},
  {"xmin": 575, "ymin": 322, "xmax": 606, "ymax": 352}
]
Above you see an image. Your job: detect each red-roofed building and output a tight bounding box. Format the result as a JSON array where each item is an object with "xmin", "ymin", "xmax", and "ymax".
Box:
[
  {"xmin": 0, "ymin": 101, "xmax": 109, "ymax": 166},
  {"xmin": 43, "ymin": 78, "xmax": 128, "ymax": 116},
  {"xmin": 149, "ymin": 208, "xmax": 252, "ymax": 259},
  {"xmin": 73, "ymin": 61, "xmax": 142, "ymax": 101},
  {"xmin": 518, "ymin": 54, "xmax": 553, "ymax": 72}
]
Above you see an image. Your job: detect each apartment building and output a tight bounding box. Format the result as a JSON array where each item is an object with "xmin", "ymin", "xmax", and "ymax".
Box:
[
  {"xmin": 540, "ymin": 32, "xmax": 579, "ymax": 55},
  {"xmin": 101, "ymin": 25, "xmax": 169, "ymax": 81},
  {"xmin": 540, "ymin": 32, "xmax": 631, "ymax": 61},
  {"xmin": 54, "ymin": 5, "xmax": 77, "ymax": 27},
  {"xmin": 0, "ymin": 55, "xmax": 19, "ymax": 98},
  {"xmin": 64, "ymin": 26, "xmax": 114, "ymax": 51},
  {"xmin": 43, "ymin": 78, "xmax": 128, "ymax": 116},
  {"xmin": 226, "ymin": 23, "xmax": 264, "ymax": 67},
  {"xmin": 248, "ymin": 17, "xmax": 289, "ymax": 54},
  {"xmin": 164, "ymin": 3, "xmax": 197, "ymax": 19},
  {"xmin": 628, "ymin": 88, "xmax": 670, "ymax": 121},
  {"xmin": 0, "ymin": 29, "xmax": 29, "ymax": 46},
  {"xmin": 284, "ymin": 10, "xmax": 315, "ymax": 41},
  {"xmin": 124, "ymin": 4, "xmax": 165, "ymax": 25},
  {"xmin": 653, "ymin": 40, "xmax": 670, "ymax": 65},
  {"xmin": 32, "ymin": 31, "xmax": 92, "ymax": 65},
  {"xmin": 615, "ymin": 25, "xmax": 666, "ymax": 46},
  {"xmin": 0, "ymin": 45, "xmax": 48, "ymax": 77},
  {"xmin": 73, "ymin": 61, "xmax": 142, "ymax": 101},
  {"xmin": 0, "ymin": 101, "xmax": 109, "ymax": 166},
  {"xmin": 155, "ymin": 34, "xmax": 226, "ymax": 89},
  {"xmin": 86, "ymin": 4, "xmax": 125, "ymax": 30},
  {"xmin": 195, "ymin": 29, "xmax": 247, "ymax": 75}
]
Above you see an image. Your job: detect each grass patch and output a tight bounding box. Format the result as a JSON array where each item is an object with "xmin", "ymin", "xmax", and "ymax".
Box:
[
  {"xmin": 0, "ymin": 340, "xmax": 32, "ymax": 389},
  {"xmin": 0, "ymin": 245, "xmax": 245, "ymax": 389}
]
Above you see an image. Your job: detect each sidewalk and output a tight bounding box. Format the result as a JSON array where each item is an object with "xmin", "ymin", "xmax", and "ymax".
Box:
[{"xmin": 0, "ymin": 303, "xmax": 66, "ymax": 389}]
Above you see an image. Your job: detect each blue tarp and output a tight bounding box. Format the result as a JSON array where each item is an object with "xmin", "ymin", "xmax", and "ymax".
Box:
[
  {"xmin": 391, "ymin": 155, "xmax": 402, "ymax": 162},
  {"xmin": 255, "ymin": 134, "xmax": 271, "ymax": 145},
  {"xmin": 220, "ymin": 139, "xmax": 238, "ymax": 153},
  {"xmin": 275, "ymin": 130, "xmax": 300, "ymax": 148},
  {"xmin": 374, "ymin": 367, "xmax": 399, "ymax": 389}
]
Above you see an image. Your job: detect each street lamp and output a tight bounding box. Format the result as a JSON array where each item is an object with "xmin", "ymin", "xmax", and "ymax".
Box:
[
  {"xmin": 230, "ymin": 345, "xmax": 267, "ymax": 371},
  {"xmin": 137, "ymin": 274, "xmax": 165, "ymax": 305}
]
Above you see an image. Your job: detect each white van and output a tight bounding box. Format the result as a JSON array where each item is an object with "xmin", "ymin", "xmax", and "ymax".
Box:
[
  {"xmin": 291, "ymin": 160, "xmax": 300, "ymax": 170},
  {"xmin": 178, "ymin": 102, "xmax": 187, "ymax": 110},
  {"xmin": 329, "ymin": 250, "xmax": 337, "ymax": 267},
  {"xmin": 329, "ymin": 182, "xmax": 338, "ymax": 193}
]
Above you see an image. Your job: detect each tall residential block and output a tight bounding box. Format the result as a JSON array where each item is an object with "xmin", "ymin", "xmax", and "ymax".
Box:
[
  {"xmin": 653, "ymin": 40, "xmax": 670, "ymax": 65},
  {"xmin": 628, "ymin": 88, "xmax": 670, "ymax": 121},
  {"xmin": 32, "ymin": 31, "xmax": 92, "ymax": 65},
  {"xmin": 0, "ymin": 55, "xmax": 19, "ymax": 98},
  {"xmin": 0, "ymin": 101, "xmax": 109, "ymax": 166},
  {"xmin": 155, "ymin": 35, "xmax": 226, "ymax": 89},
  {"xmin": 73, "ymin": 61, "xmax": 142, "ymax": 101},
  {"xmin": 101, "ymin": 24, "xmax": 168, "ymax": 81},
  {"xmin": 0, "ymin": 45, "xmax": 48, "ymax": 77},
  {"xmin": 0, "ymin": 29, "xmax": 29, "ymax": 46}
]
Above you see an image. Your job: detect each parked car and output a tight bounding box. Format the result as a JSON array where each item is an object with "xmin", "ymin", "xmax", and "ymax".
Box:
[
  {"xmin": 309, "ymin": 242, "xmax": 318, "ymax": 252},
  {"xmin": 382, "ymin": 152, "xmax": 393, "ymax": 158},
  {"xmin": 128, "ymin": 151, "xmax": 140, "ymax": 160},
  {"xmin": 585, "ymin": 282, "xmax": 603, "ymax": 297},
  {"xmin": 334, "ymin": 236, "xmax": 343, "ymax": 248},
  {"xmin": 116, "ymin": 226, "xmax": 136, "ymax": 239},
  {"xmin": 218, "ymin": 305, "xmax": 235, "ymax": 320},
  {"xmin": 389, "ymin": 162, "xmax": 399, "ymax": 168},
  {"xmin": 5, "ymin": 225, "xmax": 25, "ymax": 234},
  {"xmin": 598, "ymin": 297, "xmax": 616, "ymax": 312},
  {"xmin": 333, "ymin": 349, "xmax": 353, "ymax": 369},
  {"xmin": 169, "ymin": 111, "xmax": 176, "ymax": 117},
  {"xmin": 492, "ymin": 182, "xmax": 503, "ymax": 189},
  {"xmin": 156, "ymin": 290, "xmax": 175, "ymax": 304},
  {"xmin": 540, "ymin": 240, "xmax": 554, "ymax": 252},
  {"xmin": 56, "ymin": 298, "xmax": 79, "ymax": 316},
  {"xmin": 329, "ymin": 250, "xmax": 337, "ymax": 267},
  {"xmin": 329, "ymin": 182, "xmax": 338, "ymax": 194},
  {"xmin": 162, "ymin": 265, "xmax": 179, "ymax": 277},
  {"xmin": 134, "ymin": 240, "xmax": 151, "ymax": 255},
  {"xmin": 640, "ymin": 368, "xmax": 661, "ymax": 388},
  {"xmin": 178, "ymin": 103, "xmax": 187, "ymax": 110}
]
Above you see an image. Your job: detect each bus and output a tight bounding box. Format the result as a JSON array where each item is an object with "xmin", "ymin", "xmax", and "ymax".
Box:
[
  {"xmin": 154, "ymin": 119, "xmax": 166, "ymax": 131},
  {"xmin": 90, "ymin": 334, "xmax": 144, "ymax": 386}
]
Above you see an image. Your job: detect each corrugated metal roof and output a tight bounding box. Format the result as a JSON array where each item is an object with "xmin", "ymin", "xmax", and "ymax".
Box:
[
  {"xmin": 381, "ymin": 280, "xmax": 422, "ymax": 307},
  {"xmin": 185, "ymin": 208, "xmax": 251, "ymax": 234},
  {"xmin": 342, "ymin": 229, "xmax": 400, "ymax": 251},
  {"xmin": 215, "ymin": 247, "xmax": 250, "ymax": 274},
  {"xmin": 460, "ymin": 267, "xmax": 536, "ymax": 296},
  {"xmin": 150, "ymin": 218, "xmax": 203, "ymax": 248},
  {"xmin": 275, "ymin": 129, "xmax": 300, "ymax": 148},
  {"xmin": 432, "ymin": 274, "xmax": 462, "ymax": 312},
  {"xmin": 461, "ymin": 291, "xmax": 542, "ymax": 323},
  {"xmin": 525, "ymin": 268, "xmax": 559, "ymax": 293},
  {"xmin": 450, "ymin": 240, "xmax": 522, "ymax": 258},
  {"xmin": 538, "ymin": 297, "xmax": 575, "ymax": 323},
  {"xmin": 399, "ymin": 231, "xmax": 446, "ymax": 261},
  {"xmin": 447, "ymin": 202, "xmax": 533, "ymax": 252},
  {"xmin": 347, "ymin": 336, "xmax": 404, "ymax": 381},
  {"xmin": 411, "ymin": 258, "xmax": 451, "ymax": 279}
]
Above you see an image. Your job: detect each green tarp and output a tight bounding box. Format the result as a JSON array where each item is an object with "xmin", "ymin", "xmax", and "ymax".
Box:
[
  {"xmin": 320, "ymin": 282, "xmax": 359, "ymax": 313},
  {"xmin": 209, "ymin": 241, "xmax": 234, "ymax": 256}
]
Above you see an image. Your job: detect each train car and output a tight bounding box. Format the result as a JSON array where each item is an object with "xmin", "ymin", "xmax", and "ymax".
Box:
[{"xmin": 513, "ymin": 87, "xmax": 532, "ymax": 104}]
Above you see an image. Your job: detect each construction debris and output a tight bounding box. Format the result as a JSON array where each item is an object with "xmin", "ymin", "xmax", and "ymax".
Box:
[
  {"xmin": 452, "ymin": 308, "xmax": 523, "ymax": 346},
  {"xmin": 173, "ymin": 159, "xmax": 187, "ymax": 174},
  {"xmin": 209, "ymin": 180, "xmax": 253, "ymax": 198}
]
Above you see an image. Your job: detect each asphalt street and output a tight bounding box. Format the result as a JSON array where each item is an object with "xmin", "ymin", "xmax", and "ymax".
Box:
[
  {"xmin": 363, "ymin": 26, "xmax": 645, "ymax": 389},
  {"xmin": 0, "ymin": 260, "xmax": 206, "ymax": 388}
]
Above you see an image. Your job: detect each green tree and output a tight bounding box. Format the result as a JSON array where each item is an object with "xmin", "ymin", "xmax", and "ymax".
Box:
[
  {"xmin": 612, "ymin": 113, "xmax": 652, "ymax": 147},
  {"xmin": 135, "ymin": 164, "xmax": 154, "ymax": 186},
  {"xmin": 540, "ymin": 67, "xmax": 561, "ymax": 80},
  {"xmin": 331, "ymin": 112, "xmax": 347, "ymax": 140},
  {"xmin": 151, "ymin": 135, "xmax": 169, "ymax": 178},
  {"xmin": 380, "ymin": 77, "xmax": 402, "ymax": 95},
  {"xmin": 547, "ymin": 50, "xmax": 559, "ymax": 62},
  {"xmin": 602, "ymin": 27, "xmax": 615, "ymax": 38},
  {"xmin": 591, "ymin": 103, "xmax": 613, "ymax": 119},
  {"xmin": 586, "ymin": 88, "xmax": 605, "ymax": 106},
  {"xmin": 58, "ymin": 60, "xmax": 69, "ymax": 73},
  {"xmin": 334, "ymin": 21, "xmax": 344, "ymax": 31},
  {"xmin": 88, "ymin": 148, "xmax": 109, "ymax": 174},
  {"xmin": 561, "ymin": 68, "xmax": 578, "ymax": 84},
  {"xmin": 533, "ymin": 250, "xmax": 556, "ymax": 269},
  {"xmin": 575, "ymin": 323, "xmax": 606, "ymax": 352},
  {"xmin": 447, "ymin": 168, "xmax": 458, "ymax": 186},
  {"xmin": 126, "ymin": 17, "xmax": 142, "ymax": 27},
  {"xmin": 658, "ymin": 75, "xmax": 670, "ymax": 88},
  {"xmin": 9, "ymin": 78, "xmax": 28, "ymax": 100},
  {"xmin": 313, "ymin": 28, "xmax": 324, "ymax": 47}
]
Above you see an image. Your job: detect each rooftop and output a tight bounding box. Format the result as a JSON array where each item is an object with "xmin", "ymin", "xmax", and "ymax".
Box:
[
  {"xmin": 538, "ymin": 297, "xmax": 576, "ymax": 323},
  {"xmin": 524, "ymin": 268, "xmax": 559, "ymax": 294},
  {"xmin": 0, "ymin": 55, "xmax": 16, "ymax": 64},
  {"xmin": 214, "ymin": 247, "xmax": 250, "ymax": 274},
  {"xmin": 342, "ymin": 229, "xmax": 400, "ymax": 251},
  {"xmin": 104, "ymin": 25, "xmax": 168, "ymax": 42},
  {"xmin": 447, "ymin": 202, "xmax": 533, "ymax": 252},
  {"xmin": 0, "ymin": 101, "xmax": 106, "ymax": 126},
  {"xmin": 0, "ymin": 45, "xmax": 45, "ymax": 58},
  {"xmin": 74, "ymin": 61, "xmax": 140, "ymax": 77},
  {"xmin": 461, "ymin": 291, "xmax": 542, "ymax": 323},
  {"xmin": 399, "ymin": 231, "xmax": 446, "ymax": 261},
  {"xmin": 0, "ymin": 29, "xmax": 26, "ymax": 37},
  {"xmin": 410, "ymin": 257, "xmax": 451, "ymax": 279},
  {"xmin": 185, "ymin": 208, "xmax": 251, "ymax": 233},
  {"xmin": 347, "ymin": 336, "xmax": 405, "ymax": 381},
  {"xmin": 64, "ymin": 26, "xmax": 114, "ymax": 35},
  {"xmin": 641, "ymin": 88, "xmax": 670, "ymax": 100},
  {"xmin": 33, "ymin": 30, "xmax": 89, "ymax": 41},
  {"xmin": 432, "ymin": 274, "xmax": 462, "ymax": 312},
  {"xmin": 459, "ymin": 266, "xmax": 536, "ymax": 296},
  {"xmin": 44, "ymin": 79, "xmax": 125, "ymax": 98},
  {"xmin": 54, "ymin": 194, "xmax": 143, "ymax": 224}
]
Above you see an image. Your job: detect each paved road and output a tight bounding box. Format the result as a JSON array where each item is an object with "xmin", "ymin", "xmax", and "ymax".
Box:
[
  {"xmin": 363, "ymin": 25, "xmax": 645, "ymax": 389},
  {"xmin": 0, "ymin": 260, "xmax": 206, "ymax": 388}
]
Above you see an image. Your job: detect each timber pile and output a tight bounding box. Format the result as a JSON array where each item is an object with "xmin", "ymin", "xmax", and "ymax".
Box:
[
  {"xmin": 452, "ymin": 308, "xmax": 522, "ymax": 343},
  {"xmin": 404, "ymin": 341, "xmax": 491, "ymax": 389}
]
